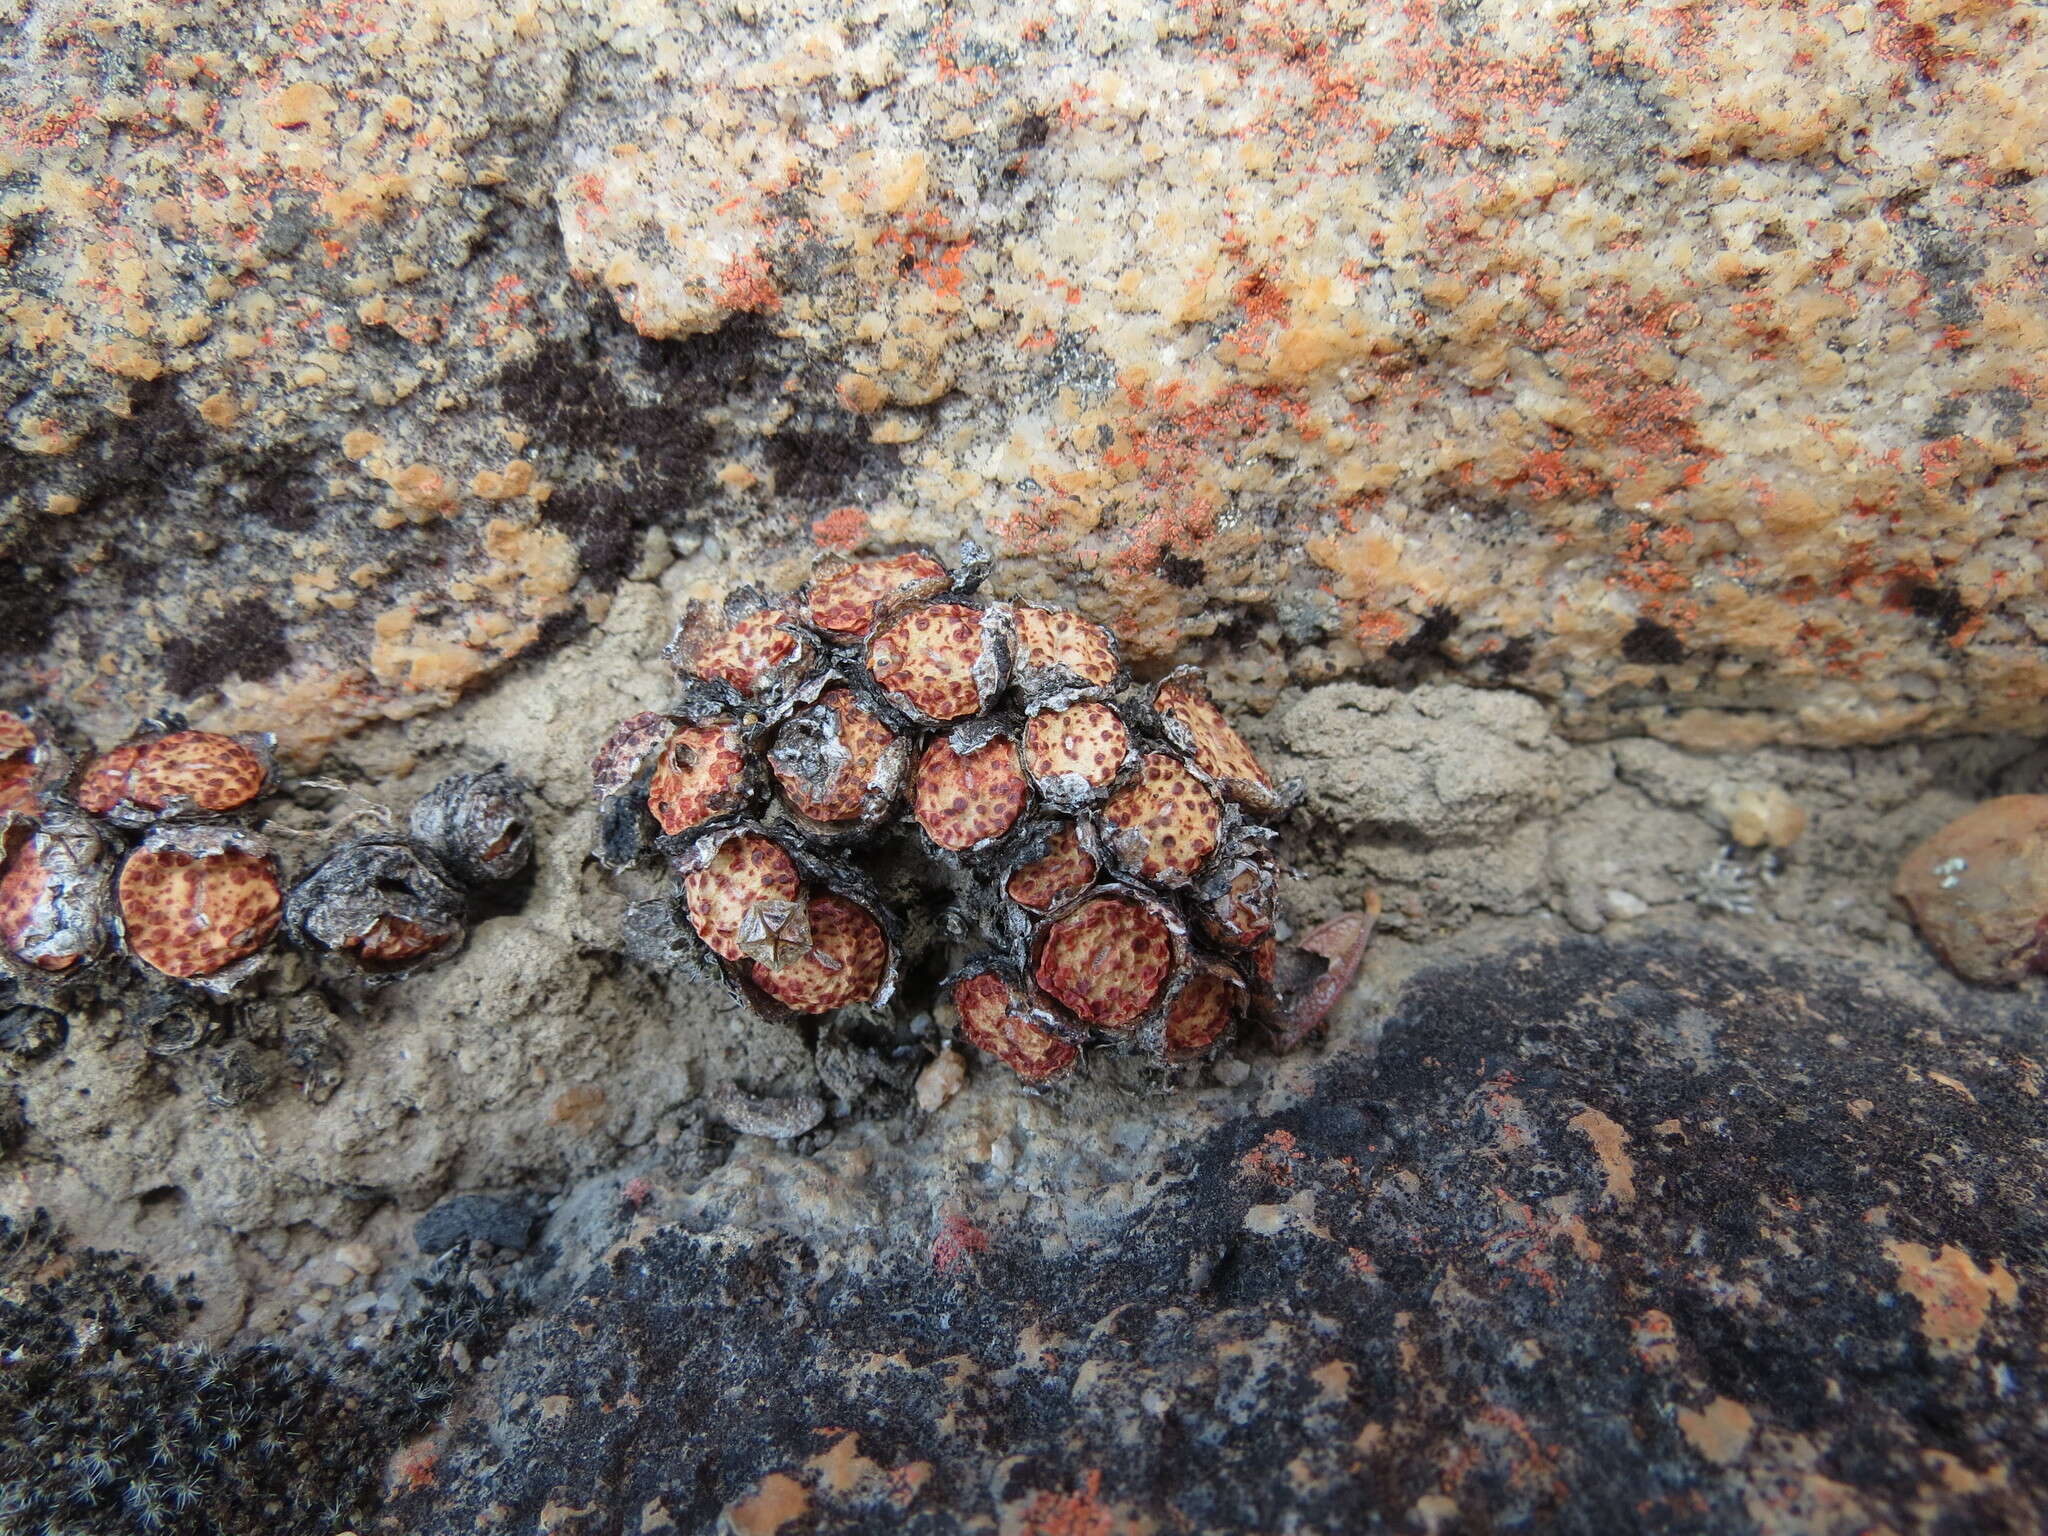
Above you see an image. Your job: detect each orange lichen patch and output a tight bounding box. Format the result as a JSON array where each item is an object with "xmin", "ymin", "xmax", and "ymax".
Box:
[
  {"xmin": 681, "ymin": 834, "xmax": 803, "ymax": 964},
  {"xmin": 0, "ymin": 840, "xmax": 76, "ymax": 971},
  {"xmin": 1103, "ymin": 754, "xmax": 1222, "ymax": 884},
  {"xmin": 126, "ymin": 731, "xmax": 268, "ymax": 813},
  {"xmin": 1006, "ymin": 826, "xmax": 1097, "ymax": 912},
  {"xmin": 1883, "ymin": 1240, "xmax": 2019, "ymax": 1359},
  {"xmin": 683, "ymin": 609, "xmax": 806, "ymax": 695},
  {"xmin": 771, "ymin": 689, "xmax": 897, "ymax": 824},
  {"xmin": 351, "ymin": 914, "xmax": 454, "ymax": 968},
  {"xmin": 1012, "ymin": 605, "xmax": 1118, "ymax": 687},
  {"xmin": 913, "ymin": 736, "xmax": 1029, "ymax": 851},
  {"xmin": 1164, "ymin": 971, "xmax": 1239, "ymax": 1060},
  {"xmin": 1157, "ymin": 682, "xmax": 1271, "ymax": 792},
  {"xmin": 748, "ymin": 893, "xmax": 889, "ymax": 1013},
  {"xmin": 722, "ymin": 1472, "xmax": 810, "ymax": 1536},
  {"xmin": 1034, "ymin": 896, "xmax": 1172, "ymax": 1030},
  {"xmin": 73, "ymin": 742, "xmax": 146, "ymax": 815},
  {"xmin": 647, "ymin": 722, "xmax": 751, "ymax": 835},
  {"xmin": 953, "ymin": 971, "xmax": 1078, "ymax": 1084},
  {"xmin": 869, "ymin": 602, "xmax": 993, "ymax": 720},
  {"xmin": 1022, "ymin": 702, "xmax": 1129, "ymax": 789},
  {"xmin": 118, "ymin": 844, "xmax": 281, "ymax": 979},
  {"xmin": 810, "ymin": 505, "xmax": 871, "ymax": 553},
  {"xmin": 807, "ymin": 554, "xmax": 949, "ymax": 640}
]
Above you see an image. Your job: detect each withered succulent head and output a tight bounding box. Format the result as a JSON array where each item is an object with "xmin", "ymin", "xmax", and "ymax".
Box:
[
  {"xmin": 666, "ymin": 587, "xmax": 817, "ymax": 705},
  {"xmin": 596, "ymin": 542, "xmax": 1295, "ymax": 1086},
  {"xmin": 0, "ymin": 709, "xmax": 67, "ymax": 820},
  {"xmin": 409, "ymin": 769, "xmax": 534, "ymax": 886},
  {"xmin": 285, "ymin": 838, "xmax": 469, "ymax": 985},
  {"xmin": 0, "ymin": 810, "xmax": 115, "ymax": 980}
]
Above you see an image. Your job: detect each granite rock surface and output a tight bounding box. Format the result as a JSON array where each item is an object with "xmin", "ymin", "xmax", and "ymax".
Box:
[{"xmin": 3, "ymin": 0, "xmax": 2046, "ymax": 757}]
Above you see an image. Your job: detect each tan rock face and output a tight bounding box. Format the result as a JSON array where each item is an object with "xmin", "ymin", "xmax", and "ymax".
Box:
[
  {"xmin": 1894, "ymin": 796, "xmax": 2048, "ymax": 985},
  {"xmin": 4, "ymin": 0, "xmax": 2043, "ymax": 757}
]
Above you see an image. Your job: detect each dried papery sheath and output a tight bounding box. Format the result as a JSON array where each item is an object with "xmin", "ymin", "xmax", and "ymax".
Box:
[
  {"xmin": 409, "ymin": 770, "xmax": 534, "ymax": 887},
  {"xmin": 1019, "ymin": 696, "xmax": 1135, "ymax": 811},
  {"xmin": 1008, "ymin": 603, "xmax": 1123, "ymax": 697},
  {"xmin": 912, "ymin": 732, "xmax": 1030, "ymax": 855},
  {"xmin": 130, "ymin": 988, "xmax": 226, "ymax": 1057},
  {"xmin": 591, "ymin": 710, "xmax": 683, "ymax": 871},
  {"xmin": 285, "ymin": 838, "xmax": 468, "ymax": 984},
  {"xmin": 76, "ymin": 729, "xmax": 276, "ymax": 826},
  {"xmin": 0, "ymin": 1002, "xmax": 67, "ymax": 1061},
  {"xmin": 116, "ymin": 824, "xmax": 282, "ymax": 992},
  {"xmin": 1156, "ymin": 961, "xmax": 1247, "ymax": 1064},
  {"xmin": 1100, "ymin": 751, "xmax": 1223, "ymax": 887},
  {"xmin": 767, "ymin": 685, "xmax": 910, "ymax": 840},
  {"xmin": 666, "ymin": 587, "xmax": 816, "ymax": 704},
  {"xmin": 0, "ymin": 810, "xmax": 115, "ymax": 978},
  {"xmin": 1151, "ymin": 667, "xmax": 1300, "ymax": 817},
  {"xmin": 1191, "ymin": 836, "xmax": 1282, "ymax": 951},
  {"xmin": 1029, "ymin": 885, "xmax": 1187, "ymax": 1036},
  {"xmin": 864, "ymin": 598, "xmax": 1010, "ymax": 726},
  {"xmin": 949, "ymin": 961, "xmax": 1080, "ymax": 1085},
  {"xmin": 805, "ymin": 552, "xmax": 951, "ymax": 643},
  {"xmin": 0, "ymin": 710, "xmax": 69, "ymax": 820}
]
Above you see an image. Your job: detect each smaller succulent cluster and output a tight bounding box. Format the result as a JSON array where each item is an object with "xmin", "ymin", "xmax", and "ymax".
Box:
[
  {"xmin": 0, "ymin": 711, "xmax": 534, "ymax": 1111},
  {"xmin": 594, "ymin": 544, "xmax": 1299, "ymax": 1085}
]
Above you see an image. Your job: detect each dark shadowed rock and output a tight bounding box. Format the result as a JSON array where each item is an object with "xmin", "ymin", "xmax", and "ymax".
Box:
[
  {"xmin": 414, "ymin": 1194, "xmax": 545, "ymax": 1257},
  {"xmin": 386, "ymin": 933, "xmax": 2048, "ymax": 1534}
]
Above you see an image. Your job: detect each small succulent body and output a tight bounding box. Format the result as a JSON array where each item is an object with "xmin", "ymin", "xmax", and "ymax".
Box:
[
  {"xmin": 594, "ymin": 546, "xmax": 1302, "ymax": 1085},
  {"xmin": 285, "ymin": 838, "xmax": 471, "ymax": 984}
]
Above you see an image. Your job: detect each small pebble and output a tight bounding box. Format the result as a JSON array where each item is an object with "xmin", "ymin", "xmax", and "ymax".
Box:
[
  {"xmin": 916, "ymin": 1047, "xmax": 967, "ymax": 1112},
  {"xmin": 1212, "ymin": 1058, "xmax": 1251, "ymax": 1088},
  {"xmin": 710, "ymin": 1085, "xmax": 828, "ymax": 1139},
  {"xmin": 1895, "ymin": 795, "xmax": 2048, "ymax": 984}
]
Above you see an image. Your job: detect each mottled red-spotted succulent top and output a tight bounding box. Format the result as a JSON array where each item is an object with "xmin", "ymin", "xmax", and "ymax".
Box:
[{"xmin": 595, "ymin": 545, "xmax": 1303, "ymax": 1086}]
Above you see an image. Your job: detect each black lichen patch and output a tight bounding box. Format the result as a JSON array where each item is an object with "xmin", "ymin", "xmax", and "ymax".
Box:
[
  {"xmin": 762, "ymin": 427, "xmax": 898, "ymax": 505},
  {"xmin": 381, "ymin": 934, "xmax": 2048, "ymax": 1536},
  {"xmin": 500, "ymin": 313, "xmax": 758, "ymax": 590},
  {"xmin": 1156, "ymin": 553, "xmax": 1206, "ymax": 589},
  {"xmin": 1909, "ymin": 223, "xmax": 1987, "ymax": 330},
  {"xmin": 161, "ymin": 598, "xmax": 293, "ymax": 699},
  {"xmin": 1620, "ymin": 616, "xmax": 1686, "ymax": 665},
  {"xmin": 1388, "ymin": 602, "xmax": 1458, "ymax": 662},
  {"xmin": 1897, "ymin": 579, "xmax": 1971, "ymax": 640},
  {"xmin": 0, "ymin": 556, "xmax": 67, "ymax": 657}
]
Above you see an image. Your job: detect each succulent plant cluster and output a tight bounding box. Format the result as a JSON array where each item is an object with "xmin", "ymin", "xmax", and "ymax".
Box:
[
  {"xmin": 593, "ymin": 545, "xmax": 1300, "ymax": 1085},
  {"xmin": 0, "ymin": 711, "xmax": 533, "ymax": 1108}
]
